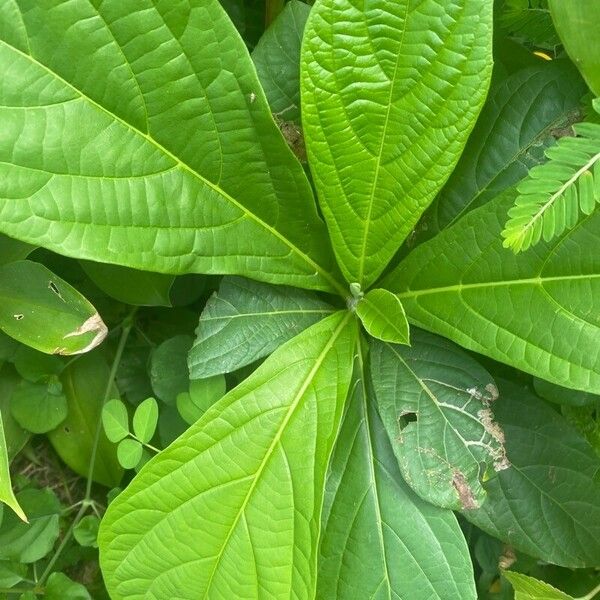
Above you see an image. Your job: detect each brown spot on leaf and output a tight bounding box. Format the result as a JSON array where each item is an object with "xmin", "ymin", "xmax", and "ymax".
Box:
[
  {"xmin": 276, "ymin": 118, "xmax": 307, "ymax": 162},
  {"xmin": 452, "ymin": 470, "xmax": 479, "ymax": 510},
  {"xmin": 498, "ymin": 545, "xmax": 516, "ymax": 570}
]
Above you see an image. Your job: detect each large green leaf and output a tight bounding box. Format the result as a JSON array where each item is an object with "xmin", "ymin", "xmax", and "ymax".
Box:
[
  {"xmin": 99, "ymin": 312, "xmax": 356, "ymax": 599},
  {"xmin": 0, "ymin": 0, "xmax": 343, "ymax": 294},
  {"xmin": 549, "ymin": 0, "xmax": 600, "ymax": 97},
  {"xmin": 318, "ymin": 345, "xmax": 476, "ymax": 599},
  {"xmin": 463, "ymin": 380, "xmax": 600, "ymax": 568},
  {"xmin": 301, "ymin": 0, "xmax": 493, "ymax": 286},
  {"xmin": 370, "ymin": 332, "xmax": 507, "ymax": 511},
  {"xmin": 384, "ymin": 188, "xmax": 600, "ymax": 394},
  {"xmin": 0, "ymin": 260, "xmax": 107, "ymax": 355},
  {"xmin": 188, "ymin": 276, "xmax": 334, "ymax": 379},
  {"xmin": 47, "ymin": 352, "xmax": 122, "ymax": 488},
  {"xmin": 252, "ymin": 0, "xmax": 310, "ymax": 123},
  {"xmin": 419, "ymin": 60, "xmax": 587, "ymax": 240}
]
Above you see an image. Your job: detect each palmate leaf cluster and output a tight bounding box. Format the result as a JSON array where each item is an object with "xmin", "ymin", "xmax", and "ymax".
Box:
[{"xmin": 0, "ymin": 1, "xmax": 599, "ymax": 599}]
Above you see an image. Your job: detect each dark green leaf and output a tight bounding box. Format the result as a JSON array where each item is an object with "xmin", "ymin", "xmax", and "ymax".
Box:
[
  {"xmin": 48, "ymin": 353, "xmax": 123, "ymax": 488},
  {"xmin": 0, "ymin": 488, "xmax": 61, "ymax": 563},
  {"xmin": 80, "ymin": 261, "xmax": 174, "ymax": 307},
  {"xmin": 420, "ymin": 60, "xmax": 587, "ymax": 239},
  {"xmin": 73, "ymin": 515, "xmax": 100, "ymax": 549},
  {"xmin": 150, "ymin": 335, "xmax": 193, "ymax": 405},
  {"xmin": 45, "ymin": 572, "xmax": 92, "ymax": 600},
  {"xmin": 534, "ymin": 377, "xmax": 599, "ymax": 407},
  {"xmin": 252, "ymin": 0, "xmax": 311, "ymax": 123},
  {"xmin": 176, "ymin": 376, "xmax": 226, "ymax": 426},
  {"xmin": 10, "ymin": 379, "xmax": 68, "ymax": 434},
  {"xmin": 188, "ymin": 277, "xmax": 333, "ymax": 379},
  {"xmin": 463, "ymin": 380, "xmax": 600, "ymax": 567}
]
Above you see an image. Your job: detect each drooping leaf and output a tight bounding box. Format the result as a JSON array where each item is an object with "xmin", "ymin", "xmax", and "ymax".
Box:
[
  {"xmin": 0, "ymin": 261, "xmax": 107, "ymax": 355},
  {"xmin": 80, "ymin": 261, "xmax": 174, "ymax": 307},
  {"xmin": 318, "ymin": 345, "xmax": 477, "ymax": 599},
  {"xmin": 10, "ymin": 378, "xmax": 68, "ymax": 434},
  {"xmin": 502, "ymin": 122, "xmax": 600, "ymax": 252},
  {"xmin": 0, "ymin": 487, "xmax": 62, "ymax": 563},
  {"xmin": 0, "ymin": 411, "xmax": 26, "ymax": 522},
  {"xmin": 252, "ymin": 0, "xmax": 311, "ymax": 123},
  {"xmin": 0, "ymin": 0, "xmax": 343, "ymax": 295},
  {"xmin": 356, "ymin": 288, "xmax": 410, "ymax": 345},
  {"xmin": 549, "ymin": 0, "xmax": 600, "ymax": 97},
  {"xmin": 301, "ymin": 0, "xmax": 493, "ymax": 286},
  {"xmin": 188, "ymin": 276, "xmax": 333, "ymax": 379},
  {"xmin": 420, "ymin": 60, "xmax": 587, "ymax": 239},
  {"xmin": 47, "ymin": 353, "xmax": 123, "ymax": 488},
  {"xmin": 384, "ymin": 188, "xmax": 600, "ymax": 394},
  {"xmin": 560, "ymin": 403, "xmax": 600, "ymax": 457},
  {"xmin": 99, "ymin": 312, "xmax": 356, "ymax": 600},
  {"xmin": 370, "ymin": 332, "xmax": 507, "ymax": 510},
  {"xmin": 101, "ymin": 399, "xmax": 130, "ymax": 445},
  {"xmin": 463, "ymin": 380, "xmax": 600, "ymax": 568},
  {"xmin": 503, "ymin": 571, "xmax": 574, "ymax": 600},
  {"xmin": 132, "ymin": 397, "xmax": 158, "ymax": 444}
]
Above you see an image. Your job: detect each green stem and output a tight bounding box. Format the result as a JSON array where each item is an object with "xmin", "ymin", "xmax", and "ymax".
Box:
[
  {"xmin": 579, "ymin": 581, "xmax": 600, "ymax": 600},
  {"xmin": 36, "ymin": 308, "xmax": 137, "ymax": 589}
]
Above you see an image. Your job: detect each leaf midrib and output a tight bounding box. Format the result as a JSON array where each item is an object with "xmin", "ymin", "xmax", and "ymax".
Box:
[
  {"xmin": 200, "ymin": 311, "xmax": 352, "ymax": 598},
  {"xmin": 395, "ymin": 272, "xmax": 600, "ymax": 300},
  {"xmin": 0, "ymin": 39, "xmax": 346, "ymax": 296}
]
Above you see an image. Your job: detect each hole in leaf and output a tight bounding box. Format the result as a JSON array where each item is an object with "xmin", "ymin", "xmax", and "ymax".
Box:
[{"xmin": 397, "ymin": 411, "xmax": 417, "ymax": 431}]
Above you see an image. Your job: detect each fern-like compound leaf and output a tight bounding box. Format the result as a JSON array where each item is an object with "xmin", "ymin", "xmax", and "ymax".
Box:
[{"xmin": 502, "ymin": 122, "xmax": 600, "ymax": 252}]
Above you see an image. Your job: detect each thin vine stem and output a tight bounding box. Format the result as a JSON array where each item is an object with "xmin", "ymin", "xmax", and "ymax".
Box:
[
  {"xmin": 34, "ymin": 308, "xmax": 137, "ymax": 590},
  {"xmin": 579, "ymin": 581, "xmax": 600, "ymax": 600}
]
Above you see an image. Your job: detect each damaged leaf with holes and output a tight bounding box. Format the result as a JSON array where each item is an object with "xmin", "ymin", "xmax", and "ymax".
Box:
[
  {"xmin": 0, "ymin": 261, "xmax": 107, "ymax": 355},
  {"xmin": 371, "ymin": 332, "xmax": 509, "ymax": 511}
]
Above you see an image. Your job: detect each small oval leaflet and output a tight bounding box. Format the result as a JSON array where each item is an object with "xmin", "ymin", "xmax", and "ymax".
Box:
[{"xmin": 0, "ymin": 261, "xmax": 107, "ymax": 355}]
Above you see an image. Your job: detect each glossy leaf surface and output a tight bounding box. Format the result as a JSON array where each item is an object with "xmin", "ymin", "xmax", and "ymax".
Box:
[
  {"xmin": 99, "ymin": 312, "xmax": 356, "ymax": 599},
  {"xmin": 302, "ymin": 0, "xmax": 493, "ymax": 286},
  {"xmin": 356, "ymin": 288, "xmax": 410, "ymax": 345},
  {"xmin": 318, "ymin": 347, "xmax": 476, "ymax": 599},
  {"xmin": 385, "ymin": 189, "xmax": 600, "ymax": 393},
  {"xmin": 370, "ymin": 332, "xmax": 506, "ymax": 510},
  {"xmin": 0, "ymin": 261, "xmax": 106, "ymax": 355},
  {"xmin": 0, "ymin": 0, "xmax": 341, "ymax": 293},
  {"xmin": 188, "ymin": 276, "xmax": 333, "ymax": 378},
  {"xmin": 463, "ymin": 381, "xmax": 600, "ymax": 568}
]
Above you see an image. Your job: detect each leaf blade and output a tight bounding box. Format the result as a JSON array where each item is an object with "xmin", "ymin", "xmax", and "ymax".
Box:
[
  {"xmin": 385, "ymin": 188, "xmax": 600, "ymax": 394},
  {"xmin": 356, "ymin": 288, "xmax": 410, "ymax": 345},
  {"xmin": 301, "ymin": 0, "xmax": 493, "ymax": 286},
  {"xmin": 99, "ymin": 312, "xmax": 356, "ymax": 600},
  {"xmin": 0, "ymin": 1, "xmax": 342, "ymax": 293},
  {"xmin": 0, "ymin": 411, "xmax": 26, "ymax": 522}
]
